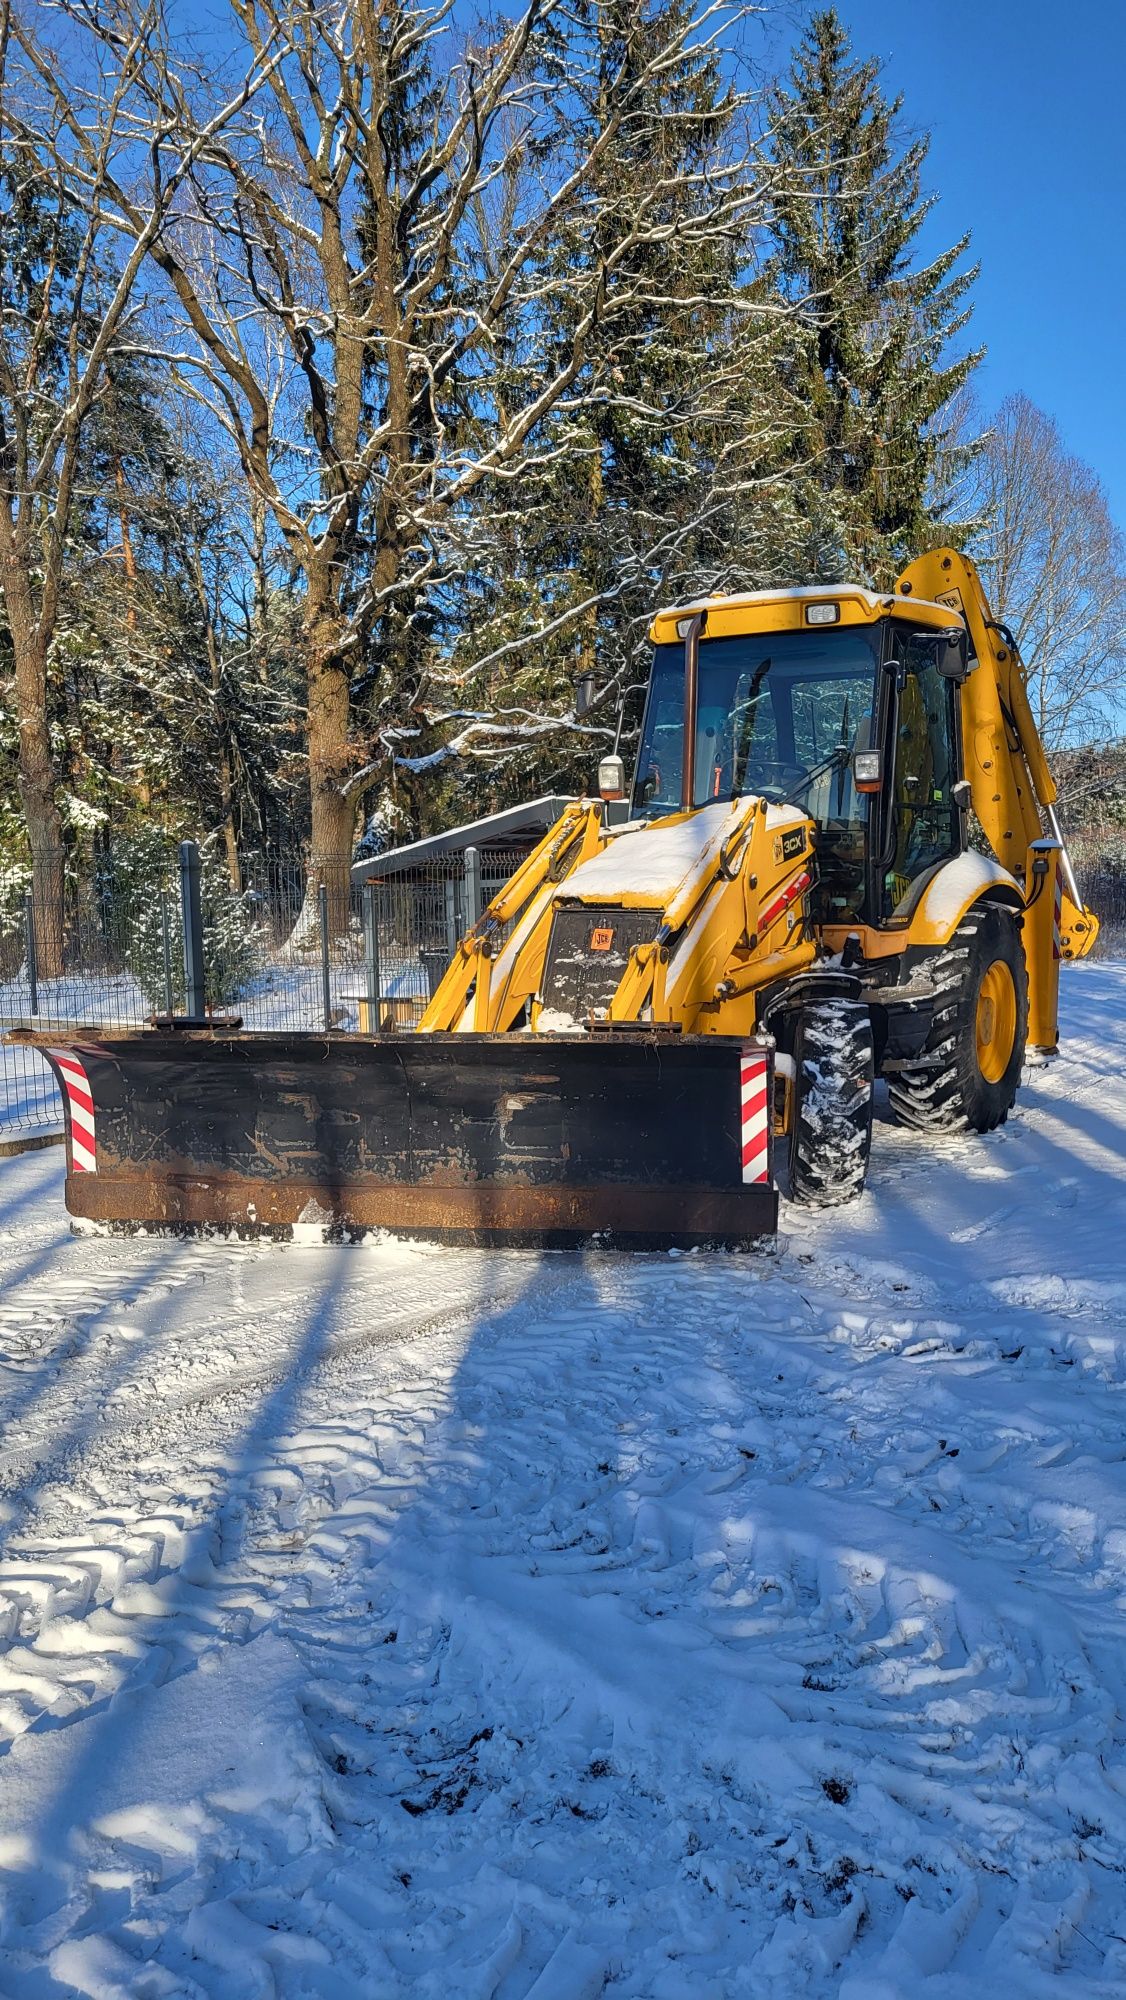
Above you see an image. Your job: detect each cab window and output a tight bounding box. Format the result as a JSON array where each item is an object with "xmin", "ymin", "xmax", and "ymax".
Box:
[
  {"xmin": 884, "ymin": 633, "xmax": 960, "ymax": 913},
  {"xmin": 634, "ymin": 629, "xmax": 878, "ymax": 815}
]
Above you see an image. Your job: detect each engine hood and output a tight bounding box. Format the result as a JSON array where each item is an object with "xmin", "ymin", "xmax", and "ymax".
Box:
[{"xmin": 556, "ymin": 798, "xmax": 808, "ymax": 911}]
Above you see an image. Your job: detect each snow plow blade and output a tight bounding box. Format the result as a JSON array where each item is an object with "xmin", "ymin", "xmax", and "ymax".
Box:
[{"xmin": 14, "ymin": 1030, "xmax": 777, "ymax": 1248}]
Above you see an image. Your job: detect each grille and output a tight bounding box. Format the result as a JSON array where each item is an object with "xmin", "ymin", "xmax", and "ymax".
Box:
[{"xmin": 541, "ymin": 908, "xmax": 662, "ymax": 1023}]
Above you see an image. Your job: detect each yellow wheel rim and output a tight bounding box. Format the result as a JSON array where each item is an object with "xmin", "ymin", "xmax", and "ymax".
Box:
[{"xmin": 975, "ymin": 960, "xmax": 1018, "ymax": 1084}]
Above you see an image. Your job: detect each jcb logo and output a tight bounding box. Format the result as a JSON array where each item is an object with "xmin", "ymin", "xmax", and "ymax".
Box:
[{"xmin": 590, "ymin": 925, "xmax": 615, "ymax": 953}]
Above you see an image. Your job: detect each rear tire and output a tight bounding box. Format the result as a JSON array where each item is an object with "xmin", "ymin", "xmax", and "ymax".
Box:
[
  {"xmin": 788, "ymin": 999, "xmax": 874, "ymax": 1206},
  {"xmin": 887, "ymin": 904, "xmax": 1027, "ymax": 1134}
]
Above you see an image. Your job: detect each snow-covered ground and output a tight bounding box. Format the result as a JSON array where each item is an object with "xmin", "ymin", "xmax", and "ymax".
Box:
[{"xmin": 1, "ymin": 964, "xmax": 1126, "ymax": 1997}]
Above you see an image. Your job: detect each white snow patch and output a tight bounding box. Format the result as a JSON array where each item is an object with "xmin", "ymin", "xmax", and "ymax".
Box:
[
  {"xmin": 535, "ymin": 1006, "xmax": 582, "ymax": 1033},
  {"xmin": 560, "ymin": 799, "xmax": 748, "ymax": 902}
]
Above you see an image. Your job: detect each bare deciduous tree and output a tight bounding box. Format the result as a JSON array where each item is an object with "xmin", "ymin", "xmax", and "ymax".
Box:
[
  {"xmin": 969, "ymin": 393, "xmax": 1126, "ymax": 749},
  {"xmin": 0, "ymin": 0, "xmax": 273, "ymax": 963},
  {"xmin": 34, "ymin": 0, "xmax": 788, "ymax": 921}
]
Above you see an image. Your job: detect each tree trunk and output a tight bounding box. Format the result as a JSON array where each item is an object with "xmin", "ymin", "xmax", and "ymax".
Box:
[
  {"xmin": 222, "ymin": 809, "xmax": 242, "ymax": 894},
  {"xmin": 207, "ymin": 636, "xmax": 242, "ymax": 891},
  {"xmin": 306, "ymin": 618, "xmax": 356, "ymax": 938},
  {"xmin": 115, "ymin": 454, "xmax": 138, "ymax": 630}
]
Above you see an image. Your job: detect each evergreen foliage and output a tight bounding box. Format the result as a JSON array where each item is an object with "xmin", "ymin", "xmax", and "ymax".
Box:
[
  {"xmin": 766, "ymin": 9, "xmax": 980, "ymax": 585},
  {"xmin": 430, "ymin": 0, "xmax": 802, "ymax": 820},
  {"xmin": 123, "ymin": 833, "xmax": 264, "ymax": 1013}
]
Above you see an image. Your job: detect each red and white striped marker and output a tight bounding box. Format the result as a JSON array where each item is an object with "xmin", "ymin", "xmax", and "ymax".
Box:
[
  {"xmin": 49, "ymin": 1049, "xmax": 97, "ymax": 1173},
  {"xmin": 739, "ymin": 1050, "xmax": 770, "ymax": 1185}
]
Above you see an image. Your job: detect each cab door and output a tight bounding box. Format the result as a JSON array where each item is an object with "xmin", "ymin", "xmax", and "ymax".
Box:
[{"xmin": 881, "ymin": 630, "xmax": 963, "ymax": 916}]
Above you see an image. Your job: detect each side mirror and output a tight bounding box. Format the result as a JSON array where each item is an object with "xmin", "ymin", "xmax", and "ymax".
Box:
[
  {"xmin": 934, "ymin": 630, "xmax": 969, "ymax": 680},
  {"xmin": 852, "ymin": 748, "xmax": 882, "ymax": 794},
  {"xmin": 574, "ymin": 672, "xmax": 597, "ymax": 718}
]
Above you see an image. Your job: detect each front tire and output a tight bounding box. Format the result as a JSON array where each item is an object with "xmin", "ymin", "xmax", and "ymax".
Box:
[
  {"xmin": 788, "ymin": 999, "xmax": 874, "ymax": 1206},
  {"xmin": 887, "ymin": 904, "xmax": 1028, "ymax": 1134}
]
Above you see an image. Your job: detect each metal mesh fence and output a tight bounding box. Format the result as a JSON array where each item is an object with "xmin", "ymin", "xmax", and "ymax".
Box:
[
  {"xmin": 0, "ymin": 841, "xmax": 535, "ymax": 1136},
  {"xmin": 1, "ymin": 1041, "xmax": 62, "ymax": 1138},
  {"xmin": 228, "ymin": 846, "xmax": 530, "ymax": 1034},
  {"xmin": 0, "ymin": 847, "xmax": 178, "ymax": 1030}
]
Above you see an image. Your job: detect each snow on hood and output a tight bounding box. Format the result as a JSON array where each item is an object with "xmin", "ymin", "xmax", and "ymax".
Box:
[{"xmin": 560, "ymin": 799, "xmax": 805, "ymax": 905}]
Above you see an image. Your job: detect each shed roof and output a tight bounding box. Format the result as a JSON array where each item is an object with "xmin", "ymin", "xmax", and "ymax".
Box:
[{"xmin": 350, "ymin": 795, "xmax": 575, "ymax": 881}]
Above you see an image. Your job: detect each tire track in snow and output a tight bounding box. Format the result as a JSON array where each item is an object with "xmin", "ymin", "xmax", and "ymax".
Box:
[
  {"xmin": 7, "ymin": 1253, "xmax": 1125, "ymax": 1995},
  {"xmin": 0, "ymin": 1252, "xmax": 548, "ymax": 1490},
  {"xmin": 2, "ymin": 970, "xmax": 1126, "ymax": 1992},
  {"xmin": 0, "ymin": 1256, "xmax": 576, "ymax": 1735}
]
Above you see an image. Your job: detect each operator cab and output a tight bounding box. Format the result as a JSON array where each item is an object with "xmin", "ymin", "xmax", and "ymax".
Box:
[{"xmin": 634, "ymin": 593, "xmax": 969, "ymax": 925}]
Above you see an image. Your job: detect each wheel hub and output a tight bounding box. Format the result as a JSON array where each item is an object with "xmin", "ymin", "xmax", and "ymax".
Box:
[{"xmin": 976, "ymin": 959, "xmax": 1018, "ymax": 1083}]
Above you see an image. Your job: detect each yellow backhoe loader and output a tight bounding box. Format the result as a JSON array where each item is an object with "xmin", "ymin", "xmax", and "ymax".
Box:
[{"xmin": 16, "ymin": 548, "xmax": 1099, "ymax": 1246}]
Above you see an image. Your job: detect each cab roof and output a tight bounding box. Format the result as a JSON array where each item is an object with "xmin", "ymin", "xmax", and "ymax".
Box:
[{"xmin": 650, "ymin": 582, "xmax": 964, "ymax": 646}]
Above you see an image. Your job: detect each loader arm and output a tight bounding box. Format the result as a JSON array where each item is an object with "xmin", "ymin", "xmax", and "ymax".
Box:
[
  {"xmin": 417, "ymin": 801, "xmax": 606, "ymax": 1032},
  {"xmin": 421, "ymin": 791, "xmax": 818, "ymax": 1041}
]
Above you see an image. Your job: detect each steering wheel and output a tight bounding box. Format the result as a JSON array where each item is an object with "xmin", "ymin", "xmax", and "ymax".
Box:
[{"xmin": 743, "ymin": 758, "xmax": 809, "ymax": 801}]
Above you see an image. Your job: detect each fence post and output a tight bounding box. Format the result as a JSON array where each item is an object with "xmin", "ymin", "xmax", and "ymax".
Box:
[
  {"xmin": 319, "ymin": 881, "xmax": 332, "ymax": 1033},
  {"xmin": 464, "ymin": 845, "xmax": 483, "ymax": 929},
  {"xmin": 179, "ymin": 841, "xmax": 206, "ymax": 1020},
  {"xmin": 23, "ymin": 893, "xmax": 39, "ymax": 1016},
  {"xmin": 160, "ymin": 892, "xmax": 174, "ymax": 1018},
  {"xmin": 362, "ymin": 882, "xmax": 381, "ymax": 1034}
]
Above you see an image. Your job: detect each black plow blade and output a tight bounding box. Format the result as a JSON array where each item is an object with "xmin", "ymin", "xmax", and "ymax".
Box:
[{"xmin": 12, "ymin": 1030, "xmax": 777, "ymax": 1248}]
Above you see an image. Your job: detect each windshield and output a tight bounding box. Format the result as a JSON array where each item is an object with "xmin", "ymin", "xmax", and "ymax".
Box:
[{"xmin": 633, "ymin": 627, "xmax": 880, "ymax": 818}]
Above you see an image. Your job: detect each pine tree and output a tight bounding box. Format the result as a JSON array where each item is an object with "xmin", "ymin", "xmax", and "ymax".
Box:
[{"xmin": 766, "ymin": 9, "xmax": 980, "ymax": 585}]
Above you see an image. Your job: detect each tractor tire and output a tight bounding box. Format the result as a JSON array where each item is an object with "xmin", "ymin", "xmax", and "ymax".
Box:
[
  {"xmin": 788, "ymin": 999, "xmax": 874, "ymax": 1206},
  {"xmin": 887, "ymin": 904, "xmax": 1028, "ymax": 1135}
]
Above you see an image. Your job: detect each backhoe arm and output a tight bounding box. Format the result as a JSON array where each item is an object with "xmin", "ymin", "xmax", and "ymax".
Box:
[{"xmin": 896, "ymin": 548, "xmax": 1099, "ymax": 965}]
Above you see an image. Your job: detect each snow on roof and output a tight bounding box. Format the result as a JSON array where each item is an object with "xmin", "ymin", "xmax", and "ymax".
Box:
[
  {"xmin": 351, "ymin": 794, "xmax": 574, "ymax": 881},
  {"xmin": 654, "ymin": 584, "xmax": 962, "ymax": 624}
]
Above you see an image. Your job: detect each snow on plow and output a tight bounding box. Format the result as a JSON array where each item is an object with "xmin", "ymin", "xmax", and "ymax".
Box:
[{"xmin": 11, "ymin": 1029, "xmax": 777, "ymax": 1248}]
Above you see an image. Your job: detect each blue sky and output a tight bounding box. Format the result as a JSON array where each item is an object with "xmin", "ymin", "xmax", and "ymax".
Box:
[{"xmin": 762, "ymin": 0, "xmax": 1126, "ymax": 530}]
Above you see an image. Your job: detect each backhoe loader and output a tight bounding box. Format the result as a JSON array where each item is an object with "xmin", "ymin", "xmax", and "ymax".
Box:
[{"xmin": 15, "ymin": 548, "xmax": 1099, "ymax": 1245}]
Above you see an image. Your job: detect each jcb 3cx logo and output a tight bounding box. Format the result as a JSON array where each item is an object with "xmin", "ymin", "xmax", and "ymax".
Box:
[
  {"xmin": 590, "ymin": 925, "xmax": 615, "ymax": 953},
  {"xmin": 772, "ymin": 828, "xmax": 806, "ymax": 866}
]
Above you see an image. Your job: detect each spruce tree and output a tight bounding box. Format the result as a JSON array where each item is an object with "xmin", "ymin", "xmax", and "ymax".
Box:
[{"xmin": 767, "ymin": 9, "xmax": 980, "ymax": 585}]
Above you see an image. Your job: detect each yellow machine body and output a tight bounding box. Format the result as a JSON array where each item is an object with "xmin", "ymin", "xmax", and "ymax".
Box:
[
  {"xmin": 419, "ymin": 794, "xmax": 818, "ymax": 1041},
  {"xmin": 421, "ymin": 551, "xmax": 1098, "ymax": 1065}
]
